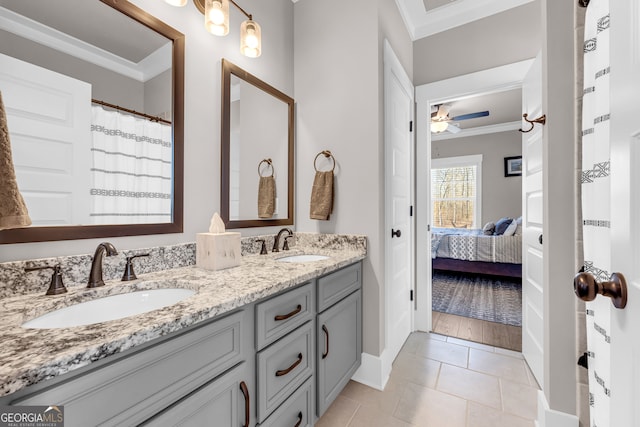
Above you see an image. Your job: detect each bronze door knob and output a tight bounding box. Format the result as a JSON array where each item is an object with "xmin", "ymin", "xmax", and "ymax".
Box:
[{"xmin": 574, "ymin": 271, "xmax": 627, "ymax": 309}]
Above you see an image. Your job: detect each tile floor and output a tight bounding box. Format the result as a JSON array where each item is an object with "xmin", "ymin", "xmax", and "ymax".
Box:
[{"xmin": 316, "ymin": 332, "xmax": 539, "ymax": 427}]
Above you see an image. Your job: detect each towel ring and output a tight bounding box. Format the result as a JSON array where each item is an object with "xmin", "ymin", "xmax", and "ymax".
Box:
[
  {"xmin": 314, "ymin": 150, "xmax": 336, "ymax": 172},
  {"xmin": 258, "ymin": 158, "xmax": 274, "ymax": 177}
]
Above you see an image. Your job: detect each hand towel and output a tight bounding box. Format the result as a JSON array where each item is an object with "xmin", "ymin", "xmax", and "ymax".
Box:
[
  {"xmin": 0, "ymin": 91, "xmax": 31, "ymax": 230},
  {"xmin": 309, "ymin": 171, "xmax": 334, "ymax": 220},
  {"xmin": 257, "ymin": 176, "xmax": 276, "ymax": 218}
]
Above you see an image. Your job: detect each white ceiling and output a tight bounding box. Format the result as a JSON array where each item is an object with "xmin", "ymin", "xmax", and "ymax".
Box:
[{"xmin": 395, "ymin": 0, "xmax": 534, "ymax": 40}]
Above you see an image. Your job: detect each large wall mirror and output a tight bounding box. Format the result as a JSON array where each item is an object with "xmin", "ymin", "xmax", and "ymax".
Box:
[
  {"xmin": 0, "ymin": 0, "xmax": 184, "ymax": 243},
  {"xmin": 221, "ymin": 59, "xmax": 294, "ymax": 228}
]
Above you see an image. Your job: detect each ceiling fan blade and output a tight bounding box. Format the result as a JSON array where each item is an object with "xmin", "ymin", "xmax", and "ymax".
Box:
[
  {"xmin": 446, "ymin": 124, "xmax": 461, "ymax": 134},
  {"xmin": 450, "ymin": 111, "xmax": 489, "ymax": 121}
]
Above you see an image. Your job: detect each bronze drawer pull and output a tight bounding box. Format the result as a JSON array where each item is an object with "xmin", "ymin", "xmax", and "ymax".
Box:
[
  {"xmin": 240, "ymin": 381, "xmax": 250, "ymax": 427},
  {"xmin": 276, "ymin": 353, "xmax": 303, "ymax": 377},
  {"xmin": 294, "ymin": 411, "xmax": 303, "ymax": 427},
  {"xmin": 274, "ymin": 304, "xmax": 302, "ymax": 321},
  {"xmin": 322, "ymin": 325, "xmax": 329, "ymax": 359}
]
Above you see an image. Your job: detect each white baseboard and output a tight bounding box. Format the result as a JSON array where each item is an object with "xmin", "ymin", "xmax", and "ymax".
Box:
[
  {"xmin": 351, "ymin": 350, "xmax": 393, "ymax": 391},
  {"xmin": 535, "ymin": 390, "xmax": 579, "ymax": 427}
]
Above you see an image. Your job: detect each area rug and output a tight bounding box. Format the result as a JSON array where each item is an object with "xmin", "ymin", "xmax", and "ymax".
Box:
[{"xmin": 432, "ymin": 271, "xmax": 522, "ymax": 326}]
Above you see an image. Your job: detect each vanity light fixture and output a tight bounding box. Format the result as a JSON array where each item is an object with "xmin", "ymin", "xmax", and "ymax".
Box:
[{"xmin": 166, "ymin": 0, "xmax": 261, "ymax": 58}]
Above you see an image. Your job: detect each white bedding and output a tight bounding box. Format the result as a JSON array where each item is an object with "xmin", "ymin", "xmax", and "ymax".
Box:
[{"xmin": 431, "ymin": 227, "xmax": 522, "ymax": 264}]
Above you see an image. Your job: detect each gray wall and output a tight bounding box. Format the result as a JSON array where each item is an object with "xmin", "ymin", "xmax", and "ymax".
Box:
[
  {"xmin": 432, "ymin": 131, "xmax": 522, "ymax": 225},
  {"xmin": 413, "ymin": 1, "xmax": 541, "ymax": 85},
  {"xmin": 1, "ymin": 0, "xmax": 294, "ymax": 262}
]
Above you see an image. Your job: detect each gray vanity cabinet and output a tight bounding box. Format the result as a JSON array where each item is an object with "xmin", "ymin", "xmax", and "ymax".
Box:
[
  {"xmin": 4, "ymin": 308, "xmax": 255, "ymax": 427},
  {"xmin": 316, "ymin": 263, "xmax": 362, "ymax": 417}
]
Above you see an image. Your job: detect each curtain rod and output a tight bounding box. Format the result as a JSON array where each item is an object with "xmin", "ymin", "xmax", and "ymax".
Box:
[{"xmin": 91, "ymin": 99, "xmax": 171, "ymax": 124}]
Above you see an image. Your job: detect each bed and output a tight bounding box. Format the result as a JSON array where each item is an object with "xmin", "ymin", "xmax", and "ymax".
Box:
[{"xmin": 431, "ymin": 227, "xmax": 522, "ymax": 278}]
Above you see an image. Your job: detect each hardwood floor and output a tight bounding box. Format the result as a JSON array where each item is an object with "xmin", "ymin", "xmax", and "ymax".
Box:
[{"xmin": 432, "ymin": 311, "xmax": 522, "ymax": 352}]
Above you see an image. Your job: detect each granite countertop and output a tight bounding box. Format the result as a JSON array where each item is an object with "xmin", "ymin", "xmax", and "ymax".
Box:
[{"xmin": 0, "ymin": 243, "xmax": 366, "ymax": 397}]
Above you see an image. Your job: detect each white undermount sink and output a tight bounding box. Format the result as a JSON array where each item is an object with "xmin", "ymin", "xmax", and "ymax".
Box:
[
  {"xmin": 276, "ymin": 254, "xmax": 330, "ymax": 263},
  {"xmin": 22, "ymin": 288, "xmax": 196, "ymax": 329}
]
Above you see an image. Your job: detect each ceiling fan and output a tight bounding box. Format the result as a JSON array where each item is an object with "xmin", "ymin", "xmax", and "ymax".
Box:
[{"xmin": 430, "ymin": 104, "xmax": 490, "ymax": 134}]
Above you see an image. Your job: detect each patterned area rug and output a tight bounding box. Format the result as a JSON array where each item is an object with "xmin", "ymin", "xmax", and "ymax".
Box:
[{"xmin": 432, "ymin": 271, "xmax": 522, "ymax": 326}]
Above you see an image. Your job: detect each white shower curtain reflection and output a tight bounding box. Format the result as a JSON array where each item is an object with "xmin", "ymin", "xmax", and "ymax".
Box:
[{"xmin": 90, "ymin": 106, "xmax": 172, "ymax": 224}]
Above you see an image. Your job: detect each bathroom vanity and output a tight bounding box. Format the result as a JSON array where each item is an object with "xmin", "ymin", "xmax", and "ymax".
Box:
[{"xmin": 0, "ymin": 234, "xmax": 365, "ymax": 426}]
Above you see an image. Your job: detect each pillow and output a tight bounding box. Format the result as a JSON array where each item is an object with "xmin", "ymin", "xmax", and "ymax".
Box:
[
  {"xmin": 482, "ymin": 221, "xmax": 495, "ymax": 235},
  {"xmin": 503, "ymin": 220, "xmax": 518, "ymax": 236},
  {"xmin": 494, "ymin": 217, "xmax": 513, "ymax": 235}
]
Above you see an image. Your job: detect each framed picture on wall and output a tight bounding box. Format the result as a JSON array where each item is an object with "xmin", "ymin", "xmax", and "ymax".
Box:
[{"xmin": 504, "ymin": 156, "xmax": 522, "ymax": 177}]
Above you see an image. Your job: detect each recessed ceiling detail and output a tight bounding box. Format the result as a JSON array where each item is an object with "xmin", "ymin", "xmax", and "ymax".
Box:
[{"xmin": 395, "ymin": 0, "xmax": 534, "ymax": 40}]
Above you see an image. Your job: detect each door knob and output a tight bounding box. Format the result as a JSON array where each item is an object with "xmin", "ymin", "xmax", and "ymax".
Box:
[
  {"xmin": 391, "ymin": 229, "xmax": 401, "ymax": 238},
  {"xmin": 574, "ymin": 271, "xmax": 627, "ymax": 309}
]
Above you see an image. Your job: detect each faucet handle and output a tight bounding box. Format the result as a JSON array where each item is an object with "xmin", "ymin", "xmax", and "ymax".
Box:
[
  {"xmin": 121, "ymin": 253, "xmax": 150, "ymax": 281},
  {"xmin": 25, "ymin": 264, "xmax": 67, "ymax": 295},
  {"xmin": 255, "ymin": 239, "xmax": 268, "ymax": 255},
  {"xmin": 283, "ymin": 235, "xmax": 294, "ymax": 251}
]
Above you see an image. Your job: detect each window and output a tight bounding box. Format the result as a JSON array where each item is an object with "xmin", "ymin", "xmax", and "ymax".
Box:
[{"xmin": 431, "ymin": 155, "xmax": 482, "ymax": 229}]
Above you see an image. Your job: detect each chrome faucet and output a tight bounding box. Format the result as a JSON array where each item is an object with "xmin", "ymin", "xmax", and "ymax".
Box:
[
  {"xmin": 272, "ymin": 228, "xmax": 293, "ymax": 252},
  {"xmin": 88, "ymin": 242, "xmax": 118, "ymax": 288}
]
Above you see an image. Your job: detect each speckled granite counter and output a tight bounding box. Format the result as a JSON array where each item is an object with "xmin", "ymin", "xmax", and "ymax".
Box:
[{"xmin": 0, "ymin": 234, "xmax": 366, "ymax": 398}]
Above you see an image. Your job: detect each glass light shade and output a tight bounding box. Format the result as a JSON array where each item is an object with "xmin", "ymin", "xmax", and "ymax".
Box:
[
  {"xmin": 205, "ymin": 0, "xmax": 229, "ymax": 36},
  {"xmin": 431, "ymin": 121, "xmax": 448, "ymax": 133},
  {"xmin": 240, "ymin": 19, "xmax": 261, "ymax": 58},
  {"xmin": 165, "ymin": 0, "xmax": 188, "ymax": 6}
]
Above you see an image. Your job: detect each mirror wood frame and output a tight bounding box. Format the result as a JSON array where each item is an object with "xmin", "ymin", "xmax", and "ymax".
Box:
[
  {"xmin": 0, "ymin": 0, "xmax": 185, "ymax": 244},
  {"xmin": 220, "ymin": 59, "xmax": 294, "ymax": 228}
]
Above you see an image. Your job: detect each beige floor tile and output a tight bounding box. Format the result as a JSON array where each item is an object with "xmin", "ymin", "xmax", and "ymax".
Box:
[
  {"xmin": 436, "ymin": 363, "xmax": 501, "ymax": 409},
  {"xmin": 391, "ymin": 352, "xmax": 441, "ymax": 388},
  {"xmin": 467, "ymin": 402, "xmax": 535, "ymax": 427},
  {"xmin": 500, "ymin": 379, "xmax": 538, "ymax": 420},
  {"xmin": 468, "ymin": 348, "xmax": 530, "ymax": 385},
  {"xmin": 447, "ymin": 336, "xmax": 495, "ymax": 353},
  {"xmin": 315, "ymin": 395, "xmax": 360, "ymax": 427},
  {"xmin": 414, "ymin": 337, "xmax": 469, "ymax": 368},
  {"xmin": 348, "ymin": 405, "xmax": 413, "ymax": 427},
  {"xmin": 428, "ymin": 332, "xmax": 448, "ymax": 341},
  {"xmin": 394, "ymin": 381, "xmax": 467, "ymax": 427},
  {"xmin": 340, "ymin": 379, "xmax": 403, "ymax": 415},
  {"xmin": 494, "ymin": 346, "xmax": 524, "ymax": 359}
]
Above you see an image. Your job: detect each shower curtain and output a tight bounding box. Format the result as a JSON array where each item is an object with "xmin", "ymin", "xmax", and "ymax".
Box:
[
  {"xmin": 581, "ymin": 0, "xmax": 610, "ymax": 425},
  {"xmin": 90, "ymin": 106, "xmax": 172, "ymax": 224}
]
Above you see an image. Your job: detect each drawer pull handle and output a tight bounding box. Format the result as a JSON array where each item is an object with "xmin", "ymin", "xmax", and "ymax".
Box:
[
  {"xmin": 274, "ymin": 304, "xmax": 302, "ymax": 321},
  {"xmin": 240, "ymin": 381, "xmax": 250, "ymax": 427},
  {"xmin": 294, "ymin": 411, "xmax": 303, "ymax": 427},
  {"xmin": 276, "ymin": 353, "xmax": 303, "ymax": 377},
  {"xmin": 322, "ymin": 325, "xmax": 329, "ymax": 359}
]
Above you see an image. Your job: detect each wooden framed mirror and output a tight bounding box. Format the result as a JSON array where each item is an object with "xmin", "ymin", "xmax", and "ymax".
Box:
[
  {"xmin": 221, "ymin": 59, "xmax": 294, "ymax": 228},
  {"xmin": 0, "ymin": 0, "xmax": 184, "ymax": 243}
]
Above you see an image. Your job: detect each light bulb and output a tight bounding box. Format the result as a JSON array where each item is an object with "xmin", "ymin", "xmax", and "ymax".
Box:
[
  {"xmin": 240, "ymin": 19, "xmax": 261, "ymax": 58},
  {"xmin": 208, "ymin": 8, "xmax": 225, "ymax": 25},
  {"xmin": 245, "ymin": 30, "xmax": 258, "ymax": 49},
  {"xmin": 205, "ymin": 0, "xmax": 229, "ymax": 36}
]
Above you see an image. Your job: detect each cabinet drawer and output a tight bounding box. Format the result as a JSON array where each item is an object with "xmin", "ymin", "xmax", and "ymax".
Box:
[
  {"xmin": 13, "ymin": 310, "xmax": 247, "ymax": 427},
  {"xmin": 259, "ymin": 378, "xmax": 313, "ymax": 427},
  {"xmin": 142, "ymin": 361, "xmax": 252, "ymax": 427},
  {"xmin": 257, "ymin": 322, "xmax": 314, "ymax": 423},
  {"xmin": 317, "ymin": 262, "xmax": 362, "ymax": 312},
  {"xmin": 256, "ymin": 282, "xmax": 313, "ymax": 350}
]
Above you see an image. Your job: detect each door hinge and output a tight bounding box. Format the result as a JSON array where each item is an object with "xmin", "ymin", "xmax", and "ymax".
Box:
[
  {"xmin": 410, "ymin": 205, "xmax": 413, "ymax": 217},
  {"xmin": 428, "ymin": 224, "xmax": 431, "ymax": 231},
  {"xmin": 410, "ymin": 290, "xmax": 414, "ymax": 301},
  {"xmin": 409, "ymin": 121, "xmax": 413, "ymax": 132}
]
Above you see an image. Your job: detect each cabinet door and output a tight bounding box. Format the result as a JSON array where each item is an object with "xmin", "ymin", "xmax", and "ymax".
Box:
[
  {"xmin": 142, "ymin": 362, "xmax": 254, "ymax": 427},
  {"xmin": 316, "ymin": 290, "xmax": 362, "ymax": 416}
]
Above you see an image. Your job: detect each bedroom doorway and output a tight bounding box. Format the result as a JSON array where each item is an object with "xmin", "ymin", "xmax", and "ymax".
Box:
[{"xmin": 414, "ymin": 60, "xmax": 535, "ymax": 352}]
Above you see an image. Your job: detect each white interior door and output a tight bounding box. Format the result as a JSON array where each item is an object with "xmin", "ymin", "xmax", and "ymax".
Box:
[
  {"xmin": 0, "ymin": 53, "xmax": 91, "ymax": 225},
  {"xmin": 520, "ymin": 53, "xmax": 544, "ymax": 388},
  {"xmin": 384, "ymin": 40, "xmax": 413, "ymax": 365},
  {"xmin": 608, "ymin": 0, "xmax": 640, "ymax": 423}
]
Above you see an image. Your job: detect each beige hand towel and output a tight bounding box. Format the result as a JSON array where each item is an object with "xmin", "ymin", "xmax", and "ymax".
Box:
[
  {"xmin": 258, "ymin": 176, "xmax": 276, "ymax": 218},
  {"xmin": 0, "ymin": 91, "xmax": 31, "ymax": 230},
  {"xmin": 310, "ymin": 171, "xmax": 334, "ymax": 220}
]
